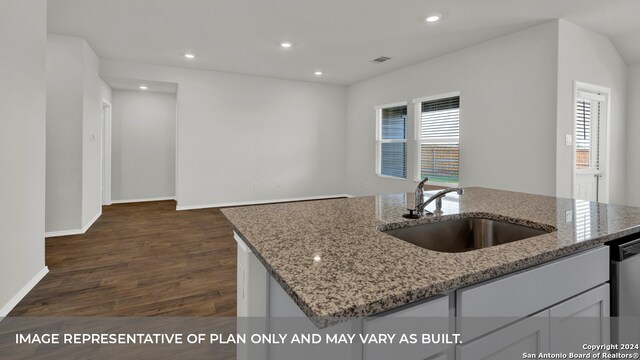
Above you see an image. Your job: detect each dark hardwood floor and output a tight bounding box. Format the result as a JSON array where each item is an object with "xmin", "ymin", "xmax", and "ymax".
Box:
[{"xmin": 9, "ymin": 201, "xmax": 237, "ymax": 317}]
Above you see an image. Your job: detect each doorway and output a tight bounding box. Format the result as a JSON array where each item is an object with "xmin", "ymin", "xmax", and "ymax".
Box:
[
  {"xmin": 572, "ymin": 82, "xmax": 610, "ymax": 203},
  {"xmin": 101, "ymin": 100, "xmax": 112, "ymax": 205}
]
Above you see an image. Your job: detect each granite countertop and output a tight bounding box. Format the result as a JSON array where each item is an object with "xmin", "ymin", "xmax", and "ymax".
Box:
[{"xmin": 221, "ymin": 187, "xmax": 640, "ymax": 328}]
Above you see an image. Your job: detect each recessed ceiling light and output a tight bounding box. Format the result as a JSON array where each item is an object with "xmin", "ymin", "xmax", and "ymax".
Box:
[
  {"xmin": 184, "ymin": 53, "xmax": 195, "ymax": 59},
  {"xmin": 425, "ymin": 14, "xmax": 442, "ymax": 23},
  {"xmin": 139, "ymin": 85, "xmax": 148, "ymax": 90},
  {"xmin": 280, "ymin": 42, "xmax": 293, "ymax": 48},
  {"xmin": 314, "ymin": 71, "xmax": 323, "ymax": 76}
]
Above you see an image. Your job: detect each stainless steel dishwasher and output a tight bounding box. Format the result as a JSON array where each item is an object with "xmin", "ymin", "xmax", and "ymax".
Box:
[{"xmin": 608, "ymin": 234, "xmax": 640, "ymax": 342}]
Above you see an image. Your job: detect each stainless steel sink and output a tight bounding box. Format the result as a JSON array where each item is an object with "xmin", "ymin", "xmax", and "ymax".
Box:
[{"xmin": 383, "ymin": 218, "xmax": 552, "ymax": 253}]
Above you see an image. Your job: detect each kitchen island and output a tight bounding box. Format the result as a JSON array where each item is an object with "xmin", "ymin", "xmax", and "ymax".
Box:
[{"xmin": 221, "ymin": 187, "xmax": 640, "ymax": 359}]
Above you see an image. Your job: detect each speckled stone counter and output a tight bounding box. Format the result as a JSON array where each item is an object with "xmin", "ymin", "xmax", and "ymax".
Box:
[{"xmin": 221, "ymin": 187, "xmax": 640, "ymax": 328}]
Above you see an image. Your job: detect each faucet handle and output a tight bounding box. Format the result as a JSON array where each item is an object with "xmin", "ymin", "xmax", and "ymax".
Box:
[{"xmin": 403, "ymin": 208, "xmax": 421, "ymax": 219}]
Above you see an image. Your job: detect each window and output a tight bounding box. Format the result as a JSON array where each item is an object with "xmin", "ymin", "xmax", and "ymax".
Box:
[
  {"xmin": 575, "ymin": 91, "xmax": 603, "ymax": 171},
  {"xmin": 375, "ymin": 103, "xmax": 407, "ymax": 178},
  {"xmin": 414, "ymin": 93, "xmax": 460, "ymax": 185},
  {"xmin": 575, "ymin": 99, "xmax": 593, "ymax": 169}
]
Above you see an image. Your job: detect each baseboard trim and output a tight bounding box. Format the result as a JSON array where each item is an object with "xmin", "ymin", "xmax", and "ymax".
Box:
[
  {"xmin": 0, "ymin": 266, "xmax": 49, "ymax": 317},
  {"xmin": 111, "ymin": 197, "xmax": 176, "ymax": 204},
  {"xmin": 45, "ymin": 228, "xmax": 84, "ymax": 237},
  {"xmin": 176, "ymin": 194, "xmax": 354, "ymax": 211},
  {"xmin": 45, "ymin": 210, "xmax": 102, "ymax": 238},
  {"xmin": 82, "ymin": 210, "xmax": 101, "ymax": 233}
]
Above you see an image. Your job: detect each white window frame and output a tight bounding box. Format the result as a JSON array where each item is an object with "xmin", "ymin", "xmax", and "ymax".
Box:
[
  {"xmin": 375, "ymin": 101, "xmax": 408, "ymax": 180},
  {"xmin": 571, "ymin": 81, "xmax": 611, "ymax": 204},
  {"xmin": 413, "ymin": 91, "xmax": 461, "ymax": 187}
]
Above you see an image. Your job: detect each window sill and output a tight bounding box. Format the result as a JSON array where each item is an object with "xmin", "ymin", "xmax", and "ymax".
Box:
[
  {"xmin": 376, "ymin": 174, "xmax": 408, "ymax": 181},
  {"xmin": 414, "ymin": 179, "xmax": 459, "ymax": 188}
]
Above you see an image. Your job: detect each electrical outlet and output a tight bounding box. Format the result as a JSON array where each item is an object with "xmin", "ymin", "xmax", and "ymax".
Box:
[
  {"xmin": 565, "ymin": 210, "xmax": 573, "ymax": 222},
  {"xmin": 565, "ymin": 134, "xmax": 572, "ymax": 146}
]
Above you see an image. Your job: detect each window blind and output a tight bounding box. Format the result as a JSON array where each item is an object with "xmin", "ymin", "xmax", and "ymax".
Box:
[
  {"xmin": 575, "ymin": 99, "xmax": 600, "ymax": 170},
  {"xmin": 381, "ymin": 107, "xmax": 407, "ymax": 139},
  {"xmin": 380, "ymin": 143, "xmax": 407, "ymax": 178},
  {"xmin": 418, "ymin": 96, "xmax": 460, "ymax": 184},
  {"xmin": 378, "ymin": 105, "xmax": 407, "ymax": 178}
]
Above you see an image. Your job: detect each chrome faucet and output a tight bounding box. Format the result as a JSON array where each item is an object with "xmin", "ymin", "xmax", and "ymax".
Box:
[
  {"xmin": 405, "ymin": 177, "xmax": 464, "ymax": 218},
  {"xmin": 414, "ymin": 177, "xmax": 429, "ymax": 212}
]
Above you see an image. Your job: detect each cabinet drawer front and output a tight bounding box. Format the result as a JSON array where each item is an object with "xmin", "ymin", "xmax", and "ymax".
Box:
[
  {"xmin": 366, "ymin": 295, "xmax": 450, "ymax": 321},
  {"xmin": 457, "ymin": 246, "xmax": 609, "ymax": 340},
  {"xmin": 549, "ymin": 283, "xmax": 610, "ymax": 353},
  {"xmin": 457, "ymin": 310, "xmax": 550, "ymax": 360},
  {"xmin": 363, "ymin": 295, "xmax": 450, "ymax": 360}
]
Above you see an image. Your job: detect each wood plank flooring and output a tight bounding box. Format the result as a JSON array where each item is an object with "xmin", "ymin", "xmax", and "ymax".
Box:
[{"xmin": 9, "ymin": 201, "xmax": 237, "ymax": 317}]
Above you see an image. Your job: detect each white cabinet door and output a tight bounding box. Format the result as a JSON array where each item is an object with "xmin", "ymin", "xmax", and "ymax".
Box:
[
  {"xmin": 363, "ymin": 295, "xmax": 450, "ymax": 360},
  {"xmin": 268, "ymin": 275, "xmax": 359, "ymax": 360},
  {"xmin": 235, "ymin": 232, "xmax": 269, "ymax": 360},
  {"xmin": 457, "ymin": 311, "xmax": 550, "ymax": 360},
  {"xmin": 549, "ymin": 284, "xmax": 610, "ymax": 353},
  {"xmin": 235, "ymin": 231, "xmax": 269, "ymax": 317}
]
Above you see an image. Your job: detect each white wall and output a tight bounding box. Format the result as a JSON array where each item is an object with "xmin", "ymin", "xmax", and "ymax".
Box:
[
  {"xmin": 99, "ymin": 78, "xmax": 112, "ymax": 103},
  {"xmin": 111, "ymin": 90, "xmax": 177, "ymax": 201},
  {"xmin": 625, "ymin": 64, "xmax": 640, "ymax": 206},
  {"xmin": 100, "ymin": 60, "xmax": 348, "ymax": 208},
  {"xmin": 345, "ymin": 21, "xmax": 559, "ymax": 197},
  {"xmin": 0, "ymin": 0, "xmax": 47, "ymax": 315},
  {"xmin": 46, "ymin": 35, "xmax": 84, "ymax": 231},
  {"xmin": 99, "ymin": 79, "xmax": 112, "ymax": 206},
  {"xmin": 556, "ymin": 20, "xmax": 628, "ymax": 205},
  {"xmin": 81, "ymin": 43, "xmax": 103, "ymax": 225},
  {"xmin": 46, "ymin": 34, "xmax": 103, "ymax": 233}
]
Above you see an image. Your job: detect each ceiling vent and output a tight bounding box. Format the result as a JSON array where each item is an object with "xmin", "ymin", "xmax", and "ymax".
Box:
[{"xmin": 370, "ymin": 56, "xmax": 391, "ymax": 64}]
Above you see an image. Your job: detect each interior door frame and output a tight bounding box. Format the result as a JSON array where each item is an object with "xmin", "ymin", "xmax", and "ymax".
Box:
[
  {"xmin": 571, "ymin": 81, "xmax": 611, "ymax": 203},
  {"xmin": 101, "ymin": 99, "xmax": 113, "ymax": 206}
]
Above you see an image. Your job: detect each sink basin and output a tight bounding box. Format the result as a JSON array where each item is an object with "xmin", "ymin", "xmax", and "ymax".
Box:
[{"xmin": 383, "ymin": 217, "xmax": 552, "ymax": 253}]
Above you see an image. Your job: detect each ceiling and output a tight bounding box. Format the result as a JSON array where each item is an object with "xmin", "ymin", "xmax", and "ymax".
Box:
[
  {"xmin": 103, "ymin": 77, "xmax": 178, "ymax": 94},
  {"xmin": 47, "ymin": 0, "xmax": 640, "ymax": 85}
]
